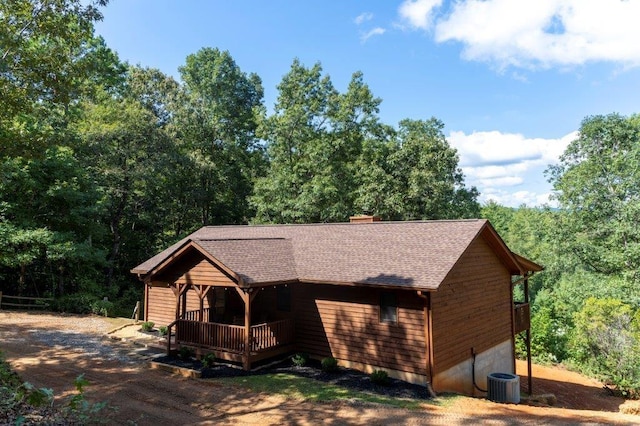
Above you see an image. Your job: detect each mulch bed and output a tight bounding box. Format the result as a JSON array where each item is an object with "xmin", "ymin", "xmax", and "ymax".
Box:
[{"xmin": 153, "ymin": 355, "xmax": 430, "ymax": 400}]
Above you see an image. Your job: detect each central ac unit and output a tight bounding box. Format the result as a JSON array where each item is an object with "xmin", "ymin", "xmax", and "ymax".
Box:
[{"xmin": 487, "ymin": 372, "xmax": 520, "ymax": 403}]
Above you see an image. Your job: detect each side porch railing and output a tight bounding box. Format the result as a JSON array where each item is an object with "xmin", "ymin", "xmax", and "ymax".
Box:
[
  {"xmin": 166, "ymin": 318, "xmax": 295, "ymax": 358},
  {"xmin": 181, "ymin": 308, "xmax": 212, "ymax": 322}
]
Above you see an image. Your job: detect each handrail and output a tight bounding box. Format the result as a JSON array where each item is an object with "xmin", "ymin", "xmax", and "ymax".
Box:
[{"xmin": 171, "ymin": 318, "xmax": 295, "ymax": 354}]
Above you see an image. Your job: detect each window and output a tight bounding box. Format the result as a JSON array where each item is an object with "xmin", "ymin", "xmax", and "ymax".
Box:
[
  {"xmin": 380, "ymin": 291, "xmax": 398, "ymax": 323},
  {"xmin": 277, "ymin": 285, "xmax": 291, "ymax": 312}
]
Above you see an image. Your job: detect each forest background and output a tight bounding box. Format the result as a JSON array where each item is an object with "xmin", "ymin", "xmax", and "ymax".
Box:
[{"xmin": 1, "ymin": 1, "xmax": 638, "ymax": 395}]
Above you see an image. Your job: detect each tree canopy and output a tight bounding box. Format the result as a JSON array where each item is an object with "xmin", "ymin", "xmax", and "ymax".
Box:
[{"xmin": 0, "ymin": 1, "xmax": 478, "ymax": 314}]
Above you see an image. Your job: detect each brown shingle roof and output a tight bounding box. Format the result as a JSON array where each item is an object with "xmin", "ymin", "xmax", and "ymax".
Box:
[
  {"xmin": 133, "ymin": 219, "xmax": 528, "ymax": 290},
  {"xmin": 195, "ymin": 238, "xmax": 298, "ymax": 284}
]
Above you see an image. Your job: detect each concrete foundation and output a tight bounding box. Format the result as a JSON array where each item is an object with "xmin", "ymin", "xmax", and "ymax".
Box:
[{"xmin": 432, "ymin": 339, "xmax": 514, "ymax": 396}]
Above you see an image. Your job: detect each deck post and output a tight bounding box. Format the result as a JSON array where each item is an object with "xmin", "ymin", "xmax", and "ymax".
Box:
[
  {"xmin": 524, "ymin": 276, "xmax": 532, "ymax": 396},
  {"xmin": 174, "ymin": 283, "xmax": 181, "ymax": 320},
  {"xmin": 243, "ymin": 290, "xmax": 252, "ymax": 370},
  {"xmin": 238, "ymin": 288, "xmax": 259, "ymax": 370}
]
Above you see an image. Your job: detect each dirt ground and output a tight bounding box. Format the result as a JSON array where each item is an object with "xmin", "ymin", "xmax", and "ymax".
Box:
[{"xmin": 1, "ymin": 311, "xmax": 638, "ymax": 425}]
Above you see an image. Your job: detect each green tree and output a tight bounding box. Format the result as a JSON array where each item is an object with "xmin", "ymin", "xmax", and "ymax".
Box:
[
  {"xmin": 353, "ymin": 135, "xmax": 402, "ymax": 218},
  {"xmin": 480, "ymin": 200, "xmax": 515, "ymax": 237},
  {"xmin": 547, "ymin": 113, "xmax": 640, "ymax": 283},
  {"xmin": 122, "ymin": 66, "xmax": 196, "ymax": 241},
  {"xmin": 253, "ymin": 60, "xmax": 479, "ymax": 223},
  {"xmin": 0, "ymin": 0, "xmax": 123, "ymax": 158},
  {"xmin": 254, "ymin": 61, "xmax": 390, "ymax": 223},
  {"xmin": 252, "ymin": 59, "xmax": 340, "ymax": 223},
  {"xmin": 74, "ymin": 94, "xmax": 173, "ymax": 289},
  {"xmin": 570, "ymin": 298, "xmax": 640, "ymax": 396},
  {"xmin": 176, "ymin": 47, "xmax": 265, "ymax": 225},
  {"xmin": 389, "ymin": 118, "xmax": 480, "ymax": 220},
  {"xmin": 0, "ymin": 146, "xmax": 105, "ymax": 296}
]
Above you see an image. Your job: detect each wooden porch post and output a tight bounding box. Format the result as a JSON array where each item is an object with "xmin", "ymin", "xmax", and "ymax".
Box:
[
  {"xmin": 172, "ymin": 283, "xmax": 190, "ymax": 320},
  {"xmin": 244, "ymin": 290, "xmax": 251, "ymax": 370},
  {"xmin": 236, "ymin": 287, "xmax": 259, "ymax": 371},
  {"xmin": 143, "ymin": 284, "xmax": 149, "ymax": 321},
  {"xmin": 525, "ymin": 276, "xmax": 532, "ymax": 396},
  {"xmin": 417, "ymin": 291, "xmax": 436, "ymax": 397},
  {"xmin": 192, "ymin": 285, "xmax": 209, "ymax": 322},
  {"xmin": 174, "ymin": 283, "xmax": 181, "ymax": 321},
  {"xmin": 199, "ymin": 291, "xmax": 205, "ymax": 321},
  {"xmin": 181, "ymin": 285, "xmax": 187, "ymax": 319}
]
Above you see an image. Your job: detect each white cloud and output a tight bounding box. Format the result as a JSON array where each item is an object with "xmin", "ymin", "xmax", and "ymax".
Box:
[
  {"xmin": 448, "ymin": 130, "xmax": 576, "ymax": 167},
  {"xmin": 482, "ymin": 189, "xmax": 555, "ymax": 208},
  {"xmin": 398, "ymin": 0, "xmax": 443, "ymax": 30},
  {"xmin": 354, "ymin": 12, "xmax": 373, "ymax": 25},
  {"xmin": 399, "ymin": 0, "xmax": 640, "ymax": 69},
  {"xmin": 448, "ymin": 130, "xmax": 577, "ymax": 207},
  {"xmin": 361, "ymin": 27, "xmax": 386, "ymax": 43}
]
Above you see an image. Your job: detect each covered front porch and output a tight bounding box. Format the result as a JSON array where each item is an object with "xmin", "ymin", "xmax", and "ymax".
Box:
[{"xmin": 164, "ymin": 282, "xmax": 295, "ymax": 370}]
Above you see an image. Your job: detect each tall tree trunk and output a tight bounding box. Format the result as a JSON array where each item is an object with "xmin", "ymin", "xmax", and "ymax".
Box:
[{"xmin": 18, "ymin": 264, "xmax": 26, "ymax": 296}]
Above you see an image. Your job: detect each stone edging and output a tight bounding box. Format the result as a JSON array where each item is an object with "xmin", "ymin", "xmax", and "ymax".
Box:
[{"xmin": 149, "ymin": 361, "xmax": 202, "ymax": 378}]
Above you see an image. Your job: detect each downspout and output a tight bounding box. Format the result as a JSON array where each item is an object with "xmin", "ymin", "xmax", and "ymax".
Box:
[{"xmin": 417, "ymin": 291, "xmax": 436, "ymax": 397}]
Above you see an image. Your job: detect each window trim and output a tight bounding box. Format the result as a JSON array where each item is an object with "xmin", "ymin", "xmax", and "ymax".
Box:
[{"xmin": 379, "ymin": 291, "xmax": 398, "ymax": 324}]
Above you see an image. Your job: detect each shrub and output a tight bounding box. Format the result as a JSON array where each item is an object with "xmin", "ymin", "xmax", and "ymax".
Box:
[
  {"xmin": 201, "ymin": 353, "xmax": 216, "ymax": 369},
  {"xmin": 140, "ymin": 321, "xmax": 155, "ymax": 332},
  {"xmin": 321, "ymin": 356, "xmax": 338, "ymax": 373},
  {"xmin": 291, "ymin": 353, "xmax": 309, "ymax": 367},
  {"xmin": 178, "ymin": 346, "xmax": 194, "ymax": 360},
  {"xmin": 52, "ymin": 293, "xmax": 98, "ymax": 314},
  {"xmin": 569, "ymin": 297, "xmax": 640, "ymax": 397},
  {"xmin": 370, "ymin": 369, "xmax": 390, "ymax": 386},
  {"xmin": 158, "ymin": 326, "xmax": 168, "ymax": 336},
  {"xmin": 89, "ymin": 299, "xmax": 114, "ymax": 317}
]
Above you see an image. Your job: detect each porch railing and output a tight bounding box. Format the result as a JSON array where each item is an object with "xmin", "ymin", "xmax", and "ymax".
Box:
[
  {"xmin": 250, "ymin": 319, "xmax": 295, "ymax": 351},
  {"xmin": 176, "ymin": 320, "xmax": 245, "ymax": 353},
  {"xmin": 174, "ymin": 318, "xmax": 294, "ymax": 354},
  {"xmin": 181, "ymin": 308, "xmax": 212, "ymax": 322}
]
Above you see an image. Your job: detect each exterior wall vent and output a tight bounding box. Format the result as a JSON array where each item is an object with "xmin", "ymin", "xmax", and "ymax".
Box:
[{"xmin": 487, "ymin": 372, "xmax": 520, "ymax": 403}]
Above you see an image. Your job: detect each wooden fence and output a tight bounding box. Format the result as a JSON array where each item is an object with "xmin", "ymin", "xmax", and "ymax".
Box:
[{"xmin": 0, "ymin": 292, "xmax": 54, "ymax": 310}]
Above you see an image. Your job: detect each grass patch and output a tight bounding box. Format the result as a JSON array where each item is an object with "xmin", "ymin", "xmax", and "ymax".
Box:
[
  {"xmin": 219, "ymin": 373, "xmax": 452, "ymax": 409},
  {"xmin": 104, "ymin": 317, "xmax": 135, "ymax": 328}
]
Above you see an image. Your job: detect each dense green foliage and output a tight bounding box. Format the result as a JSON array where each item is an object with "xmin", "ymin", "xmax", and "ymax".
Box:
[
  {"xmin": 482, "ymin": 113, "xmax": 640, "ymax": 396},
  {"xmin": 251, "ymin": 61, "xmax": 478, "ymax": 223},
  {"xmin": 0, "ymin": 1, "xmax": 479, "ymax": 315}
]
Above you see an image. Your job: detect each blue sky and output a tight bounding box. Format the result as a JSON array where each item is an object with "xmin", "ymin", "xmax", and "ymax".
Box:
[{"xmin": 94, "ymin": 0, "xmax": 640, "ymax": 208}]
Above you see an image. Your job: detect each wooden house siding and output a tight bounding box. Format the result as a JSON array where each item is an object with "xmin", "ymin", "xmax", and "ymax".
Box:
[
  {"xmin": 293, "ymin": 284, "xmax": 427, "ymax": 375},
  {"xmin": 173, "ymin": 258, "xmax": 236, "ymax": 286},
  {"xmin": 431, "ymin": 236, "xmax": 512, "ymax": 373},
  {"xmin": 146, "ymin": 285, "xmax": 212, "ymax": 326},
  {"xmin": 153, "ymin": 249, "xmax": 237, "ymax": 287}
]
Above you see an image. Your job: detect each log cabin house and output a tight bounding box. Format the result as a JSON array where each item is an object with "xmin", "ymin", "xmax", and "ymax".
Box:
[{"xmin": 131, "ymin": 216, "xmax": 542, "ymax": 395}]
